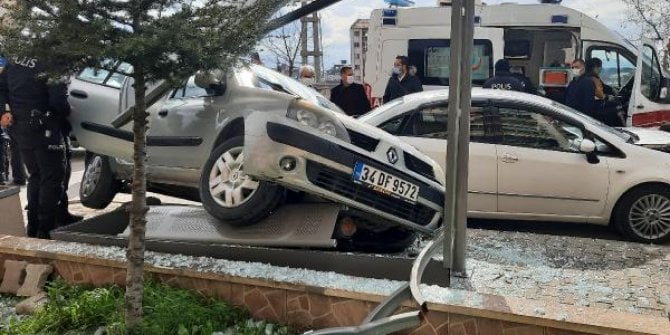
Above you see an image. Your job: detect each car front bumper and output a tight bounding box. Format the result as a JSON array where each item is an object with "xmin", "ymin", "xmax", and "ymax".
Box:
[{"xmin": 244, "ymin": 113, "xmax": 443, "ymax": 235}]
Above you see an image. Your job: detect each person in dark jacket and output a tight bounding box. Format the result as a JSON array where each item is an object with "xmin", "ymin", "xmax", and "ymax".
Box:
[
  {"xmin": 564, "ymin": 59, "xmax": 585, "ymax": 104},
  {"xmin": 0, "ymin": 56, "xmax": 69, "ymax": 239},
  {"xmin": 510, "ymin": 66, "xmax": 536, "ymax": 94},
  {"xmin": 330, "ymin": 66, "xmax": 371, "ymax": 117},
  {"xmin": 564, "ymin": 58, "xmax": 603, "ymax": 118},
  {"xmin": 483, "ymin": 59, "xmax": 525, "ymax": 91},
  {"xmin": 382, "ymin": 55, "xmax": 423, "ymax": 103}
]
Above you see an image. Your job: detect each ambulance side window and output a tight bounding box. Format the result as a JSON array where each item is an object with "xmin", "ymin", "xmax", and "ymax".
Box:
[{"xmin": 588, "ymin": 48, "xmax": 635, "ymax": 90}]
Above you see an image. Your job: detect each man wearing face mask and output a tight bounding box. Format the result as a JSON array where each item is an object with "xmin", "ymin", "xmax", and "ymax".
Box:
[
  {"xmin": 298, "ymin": 65, "xmax": 317, "ymax": 88},
  {"xmin": 564, "ymin": 57, "xmax": 608, "ymax": 119},
  {"xmin": 564, "ymin": 59, "xmax": 585, "ymax": 105},
  {"xmin": 330, "ymin": 66, "xmax": 371, "ymax": 117},
  {"xmin": 382, "ymin": 55, "xmax": 423, "ymax": 103}
]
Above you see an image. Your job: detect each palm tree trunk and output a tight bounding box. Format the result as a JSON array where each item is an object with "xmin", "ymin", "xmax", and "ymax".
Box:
[{"xmin": 125, "ymin": 64, "xmax": 148, "ymax": 333}]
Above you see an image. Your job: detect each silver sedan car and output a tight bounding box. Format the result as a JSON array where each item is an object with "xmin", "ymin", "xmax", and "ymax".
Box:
[{"xmin": 68, "ymin": 64, "xmax": 444, "ymax": 248}]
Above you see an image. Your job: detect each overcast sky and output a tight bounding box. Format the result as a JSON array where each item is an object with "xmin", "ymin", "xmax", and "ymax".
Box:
[{"xmin": 260, "ymin": 0, "xmax": 636, "ymax": 70}]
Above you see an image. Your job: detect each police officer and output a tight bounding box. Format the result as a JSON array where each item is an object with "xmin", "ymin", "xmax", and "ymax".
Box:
[
  {"xmin": 483, "ymin": 59, "xmax": 525, "ymax": 92},
  {"xmin": 0, "ymin": 56, "xmax": 68, "ymax": 239}
]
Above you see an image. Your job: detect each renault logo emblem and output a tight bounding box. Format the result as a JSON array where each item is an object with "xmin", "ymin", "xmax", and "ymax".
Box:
[{"xmin": 387, "ymin": 147, "xmax": 399, "ymax": 164}]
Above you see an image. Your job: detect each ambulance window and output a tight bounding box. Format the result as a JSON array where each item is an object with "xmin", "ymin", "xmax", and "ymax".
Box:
[
  {"xmin": 588, "ymin": 48, "xmax": 635, "ymax": 90},
  {"xmin": 408, "ymin": 39, "xmax": 494, "ymax": 86},
  {"xmin": 640, "ymin": 45, "xmax": 663, "ymax": 101}
]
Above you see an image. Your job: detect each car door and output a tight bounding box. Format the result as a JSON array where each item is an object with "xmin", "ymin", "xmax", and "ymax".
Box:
[
  {"xmin": 379, "ymin": 103, "xmax": 498, "ymax": 213},
  {"xmin": 145, "ymin": 76, "xmax": 219, "ymax": 182},
  {"xmin": 628, "ymin": 39, "xmax": 670, "ymax": 127},
  {"xmin": 68, "ymin": 65, "xmax": 134, "ymax": 161},
  {"xmin": 494, "ymin": 103, "xmax": 610, "ymax": 219}
]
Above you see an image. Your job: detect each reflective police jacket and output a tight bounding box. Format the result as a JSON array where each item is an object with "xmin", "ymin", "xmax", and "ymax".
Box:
[
  {"xmin": 482, "ymin": 71, "xmax": 525, "ymax": 92},
  {"xmin": 0, "ymin": 57, "xmax": 70, "ymax": 149}
]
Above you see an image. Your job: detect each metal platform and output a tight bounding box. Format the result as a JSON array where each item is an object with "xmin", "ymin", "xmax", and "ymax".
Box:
[
  {"xmin": 51, "ymin": 204, "xmax": 449, "ymax": 285},
  {"xmin": 119, "ymin": 204, "xmax": 339, "ymax": 248}
]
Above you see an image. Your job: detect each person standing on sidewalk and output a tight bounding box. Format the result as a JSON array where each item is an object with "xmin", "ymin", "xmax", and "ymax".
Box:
[
  {"xmin": 330, "ymin": 66, "xmax": 371, "ymax": 117},
  {"xmin": 0, "ymin": 56, "xmax": 69, "ymax": 239},
  {"xmin": 382, "ymin": 55, "xmax": 423, "ymax": 103},
  {"xmin": 0, "ymin": 55, "xmax": 26, "ymax": 186}
]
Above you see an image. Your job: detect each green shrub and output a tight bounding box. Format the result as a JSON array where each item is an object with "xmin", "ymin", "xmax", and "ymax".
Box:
[{"xmin": 1, "ymin": 279, "xmax": 293, "ymax": 335}]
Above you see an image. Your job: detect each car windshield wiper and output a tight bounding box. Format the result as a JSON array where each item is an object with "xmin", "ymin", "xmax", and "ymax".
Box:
[{"xmin": 616, "ymin": 127, "xmax": 639, "ymax": 144}]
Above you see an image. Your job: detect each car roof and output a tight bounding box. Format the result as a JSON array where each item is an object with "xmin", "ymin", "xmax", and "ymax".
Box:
[{"xmin": 401, "ymin": 88, "xmax": 560, "ymax": 106}]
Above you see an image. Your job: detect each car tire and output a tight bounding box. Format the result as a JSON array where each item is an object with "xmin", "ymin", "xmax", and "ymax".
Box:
[
  {"xmin": 80, "ymin": 154, "xmax": 119, "ymax": 209},
  {"xmin": 613, "ymin": 185, "xmax": 670, "ymax": 244},
  {"xmin": 199, "ymin": 136, "xmax": 284, "ymax": 226}
]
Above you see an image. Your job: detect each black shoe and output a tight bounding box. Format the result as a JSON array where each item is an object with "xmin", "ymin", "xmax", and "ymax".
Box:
[{"xmin": 36, "ymin": 230, "xmax": 51, "ymax": 240}]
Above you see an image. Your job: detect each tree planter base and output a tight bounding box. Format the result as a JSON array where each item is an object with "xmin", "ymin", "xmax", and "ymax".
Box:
[{"xmin": 0, "ymin": 186, "xmax": 25, "ymax": 237}]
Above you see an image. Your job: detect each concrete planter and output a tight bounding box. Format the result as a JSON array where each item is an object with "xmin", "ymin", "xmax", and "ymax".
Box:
[{"xmin": 0, "ymin": 186, "xmax": 24, "ymax": 236}]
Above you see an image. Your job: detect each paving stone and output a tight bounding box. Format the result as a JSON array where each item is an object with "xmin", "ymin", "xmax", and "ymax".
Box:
[
  {"xmin": 16, "ymin": 264, "xmax": 53, "ymax": 297},
  {"xmin": 15, "ymin": 292, "xmax": 48, "ymax": 315},
  {"xmin": 0, "ymin": 260, "xmax": 28, "ymax": 294}
]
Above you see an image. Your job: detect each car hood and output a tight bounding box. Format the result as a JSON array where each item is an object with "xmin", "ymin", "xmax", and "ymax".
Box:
[
  {"xmin": 334, "ymin": 113, "xmax": 446, "ymax": 186},
  {"xmin": 623, "ymin": 127, "xmax": 670, "ymax": 146}
]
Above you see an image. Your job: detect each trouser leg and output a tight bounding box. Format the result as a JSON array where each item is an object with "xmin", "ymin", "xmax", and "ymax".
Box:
[
  {"xmin": 9, "ymin": 137, "xmax": 26, "ymax": 183},
  {"xmin": 21, "ymin": 150, "xmax": 40, "ymax": 238},
  {"xmin": 0, "ymin": 138, "xmax": 6, "ymax": 182},
  {"xmin": 57, "ymin": 140, "xmax": 78, "ymax": 225},
  {"xmin": 21, "ymin": 147, "xmax": 65, "ymax": 239}
]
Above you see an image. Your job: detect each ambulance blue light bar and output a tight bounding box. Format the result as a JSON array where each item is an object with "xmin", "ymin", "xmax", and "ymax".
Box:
[
  {"xmin": 384, "ymin": 0, "xmax": 415, "ymax": 7},
  {"xmin": 551, "ymin": 15, "xmax": 568, "ymax": 24},
  {"xmin": 383, "ymin": 9, "xmax": 398, "ymax": 17}
]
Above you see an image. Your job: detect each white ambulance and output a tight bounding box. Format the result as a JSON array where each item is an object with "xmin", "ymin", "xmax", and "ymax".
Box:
[{"xmin": 364, "ymin": 1, "xmax": 670, "ymax": 127}]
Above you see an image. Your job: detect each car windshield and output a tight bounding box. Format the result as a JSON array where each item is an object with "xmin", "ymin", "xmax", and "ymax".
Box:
[
  {"xmin": 550, "ymin": 101, "xmax": 633, "ymax": 143},
  {"xmin": 237, "ymin": 65, "xmax": 345, "ymax": 114}
]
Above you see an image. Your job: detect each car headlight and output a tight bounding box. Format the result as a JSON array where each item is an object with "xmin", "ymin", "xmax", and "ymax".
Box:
[{"xmin": 287, "ymin": 99, "xmax": 349, "ymax": 141}]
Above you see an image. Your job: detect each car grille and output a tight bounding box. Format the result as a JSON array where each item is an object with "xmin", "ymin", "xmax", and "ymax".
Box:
[
  {"xmin": 347, "ymin": 129, "xmax": 379, "ymax": 151},
  {"xmin": 305, "ymin": 161, "xmax": 437, "ymax": 226},
  {"xmin": 403, "ymin": 152, "xmax": 436, "ymax": 182}
]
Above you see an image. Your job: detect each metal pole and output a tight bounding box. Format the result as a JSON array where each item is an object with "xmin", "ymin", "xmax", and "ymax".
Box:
[
  {"xmin": 443, "ymin": 0, "xmax": 473, "ymax": 277},
  {"xmin": 453, "ymin": 0, "xmax": 474, "ymax": 275},
  {"xmin": 443, "ymin": 0, "xmax": 464, "ymax": 273}
]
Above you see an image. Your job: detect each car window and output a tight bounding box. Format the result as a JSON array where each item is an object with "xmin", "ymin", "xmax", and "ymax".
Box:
[
  {"xmin": 385, "ymin": 104, "xmax": 491, "ymax": 143},
  {"xmin": 496, "ymin": 106, "xmax": 585, "ymax": 153},
  {"xmin": 410, "ymin": 106, "xmax": 448, "ymax": 138},
  {"xmin": 77, "ymin": 61, "xmax": 131, "ymax": 89},
  {"xmin": 171, "ymin": 76, "xmax": 212, "ymax": 99},
  {"xmin": 378, "ymin": 115, "xmax": 408, "ymax": 135}
]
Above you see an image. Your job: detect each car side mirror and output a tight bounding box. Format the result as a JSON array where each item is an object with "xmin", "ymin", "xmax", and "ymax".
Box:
[{"xmin": 578, "ymin": 138, "xmax": 596, "ymax": 153}]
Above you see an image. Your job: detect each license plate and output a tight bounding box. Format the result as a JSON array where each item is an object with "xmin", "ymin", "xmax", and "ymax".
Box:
[{"xmin": 353, "ymin": 162, "xmax": 419, "ymax": 203}]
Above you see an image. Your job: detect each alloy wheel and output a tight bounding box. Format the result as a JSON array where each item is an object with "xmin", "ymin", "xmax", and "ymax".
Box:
[
  {"xmin": 208, "ymin": 146, "xmax": 260, "ymax": 208},
  {"xmin": 81, "ymin": 156, "xmax": 103, "ymax": 198},
  {"xmin": 628, "ymin": 193, "xmax": 670, "ymax": 240}
]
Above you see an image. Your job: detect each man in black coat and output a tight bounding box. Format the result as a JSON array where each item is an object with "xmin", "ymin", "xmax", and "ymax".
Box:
[
  {"xmin": 483, "ymin": 59, "xmax": 525, "ymax": 92},
  {"xmin": 0, "ymin": 56, "xmax": 69, "ymax": 239},
  {"xmin": 330, "ymin": 66, "xmax": 371, "ymax": 117},
  {"xmin": 383, "ymin": 55, "xmax": 423, "ymax": 103},
  {"xmin": 564, "ymin": 58, "xmax": 601, "ymax": 118}
]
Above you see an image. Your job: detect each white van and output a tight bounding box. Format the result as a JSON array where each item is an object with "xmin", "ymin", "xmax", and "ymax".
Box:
[{"xmin": 364, "ymin": 2, "xmax": 670, "ymax": 128}]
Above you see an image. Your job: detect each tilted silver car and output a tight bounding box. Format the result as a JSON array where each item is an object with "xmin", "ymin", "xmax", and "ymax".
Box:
[{"xmin": 68, "ymin": 63, "xmax": 445, "ymax": 248}]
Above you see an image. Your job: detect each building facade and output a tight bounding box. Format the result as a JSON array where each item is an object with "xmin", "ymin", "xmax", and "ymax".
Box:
[{"xmin": 349, "ymin": 19, "xmax": 369, "ymax": 84}]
